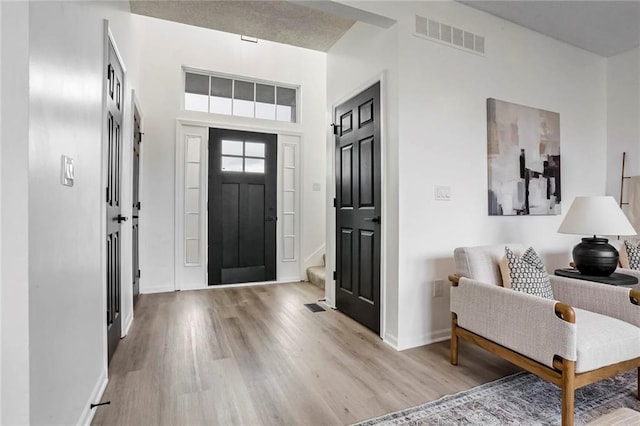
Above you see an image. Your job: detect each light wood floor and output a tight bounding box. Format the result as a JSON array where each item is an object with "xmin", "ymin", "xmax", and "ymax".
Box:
[{"xmin": 92, "ymin": 282, "xmax": 519, "ymax": 425}]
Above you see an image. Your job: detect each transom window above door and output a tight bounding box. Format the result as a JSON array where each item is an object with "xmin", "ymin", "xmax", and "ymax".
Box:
[
  {"xmin": 183, "ymin": 69, "xmax": 298, "ymax": 123},
  {"xmin": 221, "ymin": 140, "xmax": 265, "ymax": 173}
]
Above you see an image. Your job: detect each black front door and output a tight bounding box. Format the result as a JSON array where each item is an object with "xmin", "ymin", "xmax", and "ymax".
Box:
[
  {"xmin": 132, "ymin": 105, "xmax": 141, "ymax": 305},
  {"xmin": 335, "ymin": 82, "xmax": 382, "ymax": 334},
  {"xmin": 208, "ymin": 128, "xmax": 277, "ymax": 285},
  {"xmin": 105, "ymin": 40, "xmax": 125, "ymax": 362}
]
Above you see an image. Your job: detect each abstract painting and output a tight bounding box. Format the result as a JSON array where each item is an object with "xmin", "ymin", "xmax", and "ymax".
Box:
[{"xmin": 487, "ymin": 98, "xmax": 561, "ymax": 216}]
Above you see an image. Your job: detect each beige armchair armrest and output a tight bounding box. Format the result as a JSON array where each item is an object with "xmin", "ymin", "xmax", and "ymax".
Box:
[
  {"xmin": 549, "ymin": 275, "xmax": 640, "ymax": 327},
  {"xmin": 451, "ymin": 276, "xmax": 577, "ymax": 369}
]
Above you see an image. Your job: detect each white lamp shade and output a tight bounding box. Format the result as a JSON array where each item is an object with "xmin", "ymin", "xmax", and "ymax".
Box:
[{"xmin": 557, "ymin": 196, "xmax": 637, "ymax": 236}]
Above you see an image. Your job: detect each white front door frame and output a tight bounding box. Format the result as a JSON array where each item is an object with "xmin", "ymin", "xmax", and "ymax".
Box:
[{"xmin": 175, "ymin": 118, "xmax": 305, "ymax": 290}]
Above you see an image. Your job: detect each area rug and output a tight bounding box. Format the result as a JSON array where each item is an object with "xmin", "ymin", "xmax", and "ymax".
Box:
[{"xmin": 355, "ymin": 370, "xmax": 640, "ymax": 425}]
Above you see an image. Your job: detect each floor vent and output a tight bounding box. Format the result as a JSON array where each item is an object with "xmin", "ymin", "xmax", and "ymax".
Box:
[
  {"xmin": 304, "ymin": 303, "xmax": 326, "ymax": 313},
  {"xmin": 415, "ymin": 14, "xmax": 485, "ymax": 56}
]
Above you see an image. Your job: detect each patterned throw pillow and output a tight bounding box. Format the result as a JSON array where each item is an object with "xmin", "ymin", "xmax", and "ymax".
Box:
[
  {"xmin": 624, "ymin": 241, "xmax": 640, "ymax": 270},
  {"xmin": 500, "ymin": 246, "xmax": 554, "ymax": 299}
]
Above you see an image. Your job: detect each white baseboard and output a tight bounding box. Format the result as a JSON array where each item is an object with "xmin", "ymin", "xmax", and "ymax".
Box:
[
  {"xmin": 121, "ymin": 311, "xmax": 133, "ymax": 337},
  {"xmin": 179, "ymin": 282, "xmax": 208, "ymax": 291},
  {"xmin": 278, "ymin": 275, "xmax": 302, "ymax": 283},
  {"xmin": 396, "ymin": 328, "xmax": 450, "ymax": 351},
  {"xmin": 141, "ymin": 285, "xmax": 176, "ymax": 294},
  {"xmin": 76, "ymin": 372, "xmax": 108, "ymax": 426},
  {"xmin": 383, "ymin": 332, "xmax": 399, "ymax": 350},
  {"xmin": 323, "ymin": 296, "xmax": 335, "ymax": 309}
]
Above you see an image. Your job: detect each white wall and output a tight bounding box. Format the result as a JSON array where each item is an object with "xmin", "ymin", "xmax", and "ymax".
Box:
[
  {"xmin": 330, "ymin": 1, "xmax": 608, "ymax": 350},
  {"xmin": 27, "ymin": 1, "xmax": 138, "ymax": 424},
  {"xmin": 133, "ymin": 15, "xmax": 327, "ymax": 293},
  {"xmin": 606, "ymin": 47, "xmax": 640, "ymax": 203},
  {"xmin": 1, "ymin": 2, "xmax": 30, "ymax": 423}
]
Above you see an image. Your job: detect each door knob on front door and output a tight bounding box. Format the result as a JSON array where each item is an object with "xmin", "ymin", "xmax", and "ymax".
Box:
[
  {"xmin": 266, "ymin": 216, "xmax": 278, "ymax": 222},
  {"xmin": 114, "ymin": 214, "xmax": 128, "ymax": 223},
  {"xmin": 364, "ymin": 216, "xmax": 381, "ymax": 224}
]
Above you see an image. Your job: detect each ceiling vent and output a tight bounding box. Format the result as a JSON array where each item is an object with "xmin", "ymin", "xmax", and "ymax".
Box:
[{"xmin": 415, "ymin": 15, "xmax": 485, "ymax": 56}]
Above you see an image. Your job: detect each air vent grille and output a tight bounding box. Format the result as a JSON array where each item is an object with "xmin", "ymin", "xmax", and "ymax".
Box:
[{"xmin": 415, "ymin": 15, "xmax": 485, "ymax": 55}]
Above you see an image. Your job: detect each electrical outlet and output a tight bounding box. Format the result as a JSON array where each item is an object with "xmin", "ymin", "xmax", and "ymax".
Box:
[{"xmin": 433, "ymin": 279, "xmax": 445, "ymax": 297}]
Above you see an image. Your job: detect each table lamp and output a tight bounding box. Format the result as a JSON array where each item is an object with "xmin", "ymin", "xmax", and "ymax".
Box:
[{"xmin": 557, "ymin": 196, "xmax": 637, "ymax": 276}]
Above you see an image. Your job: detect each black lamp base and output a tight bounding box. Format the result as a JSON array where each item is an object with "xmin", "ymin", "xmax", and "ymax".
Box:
[{"xmin": 572, "ymin": 237, "xmax": 619, "ymax": 277}]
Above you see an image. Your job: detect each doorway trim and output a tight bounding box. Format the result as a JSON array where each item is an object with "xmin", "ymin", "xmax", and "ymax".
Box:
[
  {"xmin": 327, "ymin": 72, "xmax": 388, "ymax": 340},
  {"xmin": 127, "ymin": 88, "xmax": 144, "ymax": 328},
  {"xmin": 174, "ymin": 118, "xmax": 304, "ymax": 291}
]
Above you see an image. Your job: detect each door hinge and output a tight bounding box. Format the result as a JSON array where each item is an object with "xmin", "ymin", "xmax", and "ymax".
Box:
[
  {"xmin": 331, "ymin": 123, "xmax": 340, "ymax": 135},
  {"xmin": 106, "ymin": 187, "xmax": 109, "ymax": 203},
  {"xmin": 137, "ymin": 269, "xmax": 141, "ymax": 278},
  {"xmin": 333, "ymin": 198, "xmax": 337, "ymax": 208},
  {"xmin": 333, "ymin": 271, "xmax": 337, "ymax": 280},
  {"xmin": 139, "ymin": 132, "xmax": 144, "ymax": 143}
]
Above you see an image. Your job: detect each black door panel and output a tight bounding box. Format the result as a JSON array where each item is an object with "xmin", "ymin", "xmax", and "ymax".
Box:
[
  {"xmin": 335, "ymin": 82, "xmax": 381, "ymax": 334},
  {"xmin": 132, "ymin": 105, "xmax": 141, "ymax": 306},
  {"xmin": 106, "ymin": 41, "xmax": 124, "ymax": 362},
  {"xmin": 209, "ymin": 128, "xmax": 277, "ymax": 285}
]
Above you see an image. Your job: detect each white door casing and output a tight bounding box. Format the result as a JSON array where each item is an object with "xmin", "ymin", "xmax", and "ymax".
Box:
[{"xmin": 175, "ymin": 121, "xmax": 303, "ymax": 289}]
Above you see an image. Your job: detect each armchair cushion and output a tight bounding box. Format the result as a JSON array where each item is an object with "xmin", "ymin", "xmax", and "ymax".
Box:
[
  {"xmin": 500, "ymin": 246, "xmax": 554, "ymax": 299},
  {"xmin": 574, "ymin": 308, "xmax": 640, "ymax": 373}
]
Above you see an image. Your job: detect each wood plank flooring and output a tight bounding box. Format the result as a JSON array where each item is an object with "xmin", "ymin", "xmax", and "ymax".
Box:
[{"xmin": 92, "ymin": 282, "xmax": 519, "ymax": 425}]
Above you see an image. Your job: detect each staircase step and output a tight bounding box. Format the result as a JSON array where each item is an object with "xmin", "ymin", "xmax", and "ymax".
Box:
[{"xmin": 306, "ymin": 265, "xmax": 325, "ymax": 290}]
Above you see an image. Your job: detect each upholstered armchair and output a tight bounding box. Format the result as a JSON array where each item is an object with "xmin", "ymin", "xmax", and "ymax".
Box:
[{"xmin": 449, "ymin": 244, "xmax": 640, "ymax": 426}]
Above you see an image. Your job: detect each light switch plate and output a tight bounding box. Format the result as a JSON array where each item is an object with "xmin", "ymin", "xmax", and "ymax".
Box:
[
  {"xmin": 312, "ymin": 182, "xmax": 321, "ymax": 191},
  {"xmin": 433, "ymin": 279, "xmax": 445, "ymax": 297},
  {"xmin": 434, "ymin": 185, "xmax": 451, "ymax": 201},
  {"xmin": 61, "ymin": 155, "xmax": 75, "ymax": 187}
]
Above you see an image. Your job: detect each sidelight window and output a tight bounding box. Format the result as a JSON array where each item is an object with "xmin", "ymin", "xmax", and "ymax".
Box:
[
  {"xmin": 221, "ymin": 140, "xmax": 265, "ymax": 173},
  {"xmin": 184, "ymin": 69, "xmax": 298, "ymax": 123}
]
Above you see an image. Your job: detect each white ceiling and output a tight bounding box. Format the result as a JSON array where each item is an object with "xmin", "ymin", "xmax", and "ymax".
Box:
[
  {"xmin": 129, "ymin": 1, "xmax": 640, "ymax": 56},
  {"xmin": 129, "ymin": 0, "xmax": 356, "ymax": 51},
  {"xmin": 460, "ymin": 1, "xmax": 640, "ymax": 57},
  {"xmin": 129, "ymin": 0, "xmax": 393, "ymax": 52}
]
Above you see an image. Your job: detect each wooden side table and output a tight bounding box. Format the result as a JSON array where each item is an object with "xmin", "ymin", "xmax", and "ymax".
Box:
[{"xmin": 554, "ymin": 268, "xmax": 638, "ymax": 287}]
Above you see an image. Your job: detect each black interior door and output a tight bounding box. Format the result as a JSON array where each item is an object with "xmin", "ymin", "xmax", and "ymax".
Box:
[
  {"xmin": 132, "ymin": 106, "xmax": 141, "ymax": 306},
  {"xmin": 106, "ymin": 40, "xmax": 125, "ymax": 362},
  {"xmin": 335, "ymin": 82, "xmax": 381, "ymax": 334},
  {"xmin": 208, "ymin": 128, "xmax": 277, "ymax": 285}
]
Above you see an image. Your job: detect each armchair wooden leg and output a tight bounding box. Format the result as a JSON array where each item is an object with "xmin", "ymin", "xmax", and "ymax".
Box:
[
  {"xmin": 561, "ymin": 359, "xmax": 576, "ymax": 426},
  {"xmin": 637, "ymin": 367, "xmax": 639, "ymax": 400},
  {"xmin": 451, "ymin": 313, "xmax": 458, "ymax": 366}
]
